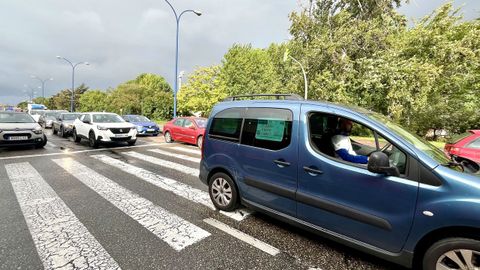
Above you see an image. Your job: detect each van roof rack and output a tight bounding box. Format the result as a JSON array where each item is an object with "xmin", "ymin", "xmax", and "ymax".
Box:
[{"xmin": 223, "ymin": 94, "xmax": 303, "ymax": 102}]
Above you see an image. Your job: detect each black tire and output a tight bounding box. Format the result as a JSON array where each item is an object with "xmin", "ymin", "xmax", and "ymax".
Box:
[
  {"xmin": 208, "ymin": 172, "xmax": 239, "ymax": 212},
  {"xmin": 73, "ymin": 129, "xmax": 81, "ymax": 143},
  {"xmin": 164, "ymin": 131, "xmax": 173, "ymax": 143},
  {"xmin": 422, "ymin": 238, "xmax": 480, "ymax": 270},
  {"xmin": 53, "ymin": 127, "xmax": 58, "ymax": 135},
  {"xmin": 35, "ymin": 135, "xmax": 47, "ymax": 149},
  {"xmin": 153, "ymin": 133, "xmax": 158, "ymax": 137},
  {"xmin": 128, "ymin": 139, "xmax": 136, "ymax": 146},
  {"xmin": 197, "ymin": 135, "xmax": 203, "ymax": 149},
  {"xmin": 59, "ymin": 126, "xmax": 65, "ymax": 138},
  {"xmin": 88, "ymin": 131, "xmax": 99, "ymax": 148}
]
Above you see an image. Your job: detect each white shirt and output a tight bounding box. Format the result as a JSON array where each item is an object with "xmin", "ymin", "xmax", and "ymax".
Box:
[{"xmin": 331, "ymin": 135, "xmax": 357, "ymax": 156}]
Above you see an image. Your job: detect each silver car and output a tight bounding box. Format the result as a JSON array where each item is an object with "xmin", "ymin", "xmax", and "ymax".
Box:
[{"xmin": 0, "ymin": 112, "xmax": 47, "ymax": 148}]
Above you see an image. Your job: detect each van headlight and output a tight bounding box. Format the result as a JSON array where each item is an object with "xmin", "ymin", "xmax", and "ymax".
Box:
[{"xmin": 33, "ymin": 126, "xmax": 43, "ymax": 134}]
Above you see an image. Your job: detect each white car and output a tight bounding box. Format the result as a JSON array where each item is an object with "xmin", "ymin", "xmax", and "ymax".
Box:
[{"xmin": 73, "ymin": 112, "xmax": 137, "ymax": 148}]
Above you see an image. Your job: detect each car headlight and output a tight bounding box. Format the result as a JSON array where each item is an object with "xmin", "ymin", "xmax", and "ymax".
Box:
[
  {"xmin": 67, "ymin": 124, "xmax": 74, "ymax": 128},
  {"xmin": 136, "ymin": 126, "xmax": 143, "ymax": 131},
  {"xmin": 33, "ymin": 126, "xmax": 43, "ymax": 134},
  {"xmin": 97, "ymin": 125, "xmax": 109, "ymax": 131}
]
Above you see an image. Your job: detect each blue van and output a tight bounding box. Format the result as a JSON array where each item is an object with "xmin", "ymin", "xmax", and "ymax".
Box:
[{"xmin": 199, "ymin": 94, "xmax": 480, "ymax": 270}]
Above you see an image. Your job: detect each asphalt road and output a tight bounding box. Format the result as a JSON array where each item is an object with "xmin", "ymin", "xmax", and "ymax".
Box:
[{"xmin": 0, "ymin": 130, "xmax": 406, "ymax": 270}]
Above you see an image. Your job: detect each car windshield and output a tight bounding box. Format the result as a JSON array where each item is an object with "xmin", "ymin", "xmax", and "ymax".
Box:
[
  {"xmin": 46, "ymin": 116, "xmax": 56, "ymax": 120},
  {"xmin": 31, "ymin": 110, "xmax": 46, "ymax": 116},
  {"xmin": 45, "ymin": 112, "xmax": 58, "ymax": 117},
  {"xmin": 447, "ymin": 132, "xmax": 472, "ymax": 144},
  {"xmin": 370, "ymin": 113, "xmax": 450, "ymax": 164},
  {"xmin": 0, "ymin": 113, "xmax": 35, "ymax": 123},
  {"xmin": 62, "ymin": 114, "xmax": 80, "ymax": 120},
  {"xmin": 92, "ymin": 114, "xmax": 125, "ymax": 123},
  {"xmin": 126, "ymin": 115, "xmax": 150, "ymax": 122},
  {"xmin": 194, "ymin": 119, "xmax": 207, "ymax": 128}
]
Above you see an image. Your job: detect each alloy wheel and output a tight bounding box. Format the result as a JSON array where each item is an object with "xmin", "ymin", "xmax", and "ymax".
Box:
[
  {"xmin": 211, "ymin": 177, "xmax": 232, "ymax": 207},
  {"xmin": 436, "ymin": 249, "xmax": 480, "ymax": 270}
]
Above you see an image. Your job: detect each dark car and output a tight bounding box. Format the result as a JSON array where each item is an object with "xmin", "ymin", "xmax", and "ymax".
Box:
[
  {"xmin": 445, "ymin": 130, "xmax": 480, "ymax": 164},
  {"xmin": 200, "ymin": 94, "xmax": 480, "ymax": 270},
  {"xmin": 122, "ymin": 115, "xmax": 160, "ymax": 136},
  {"xmin": 53, "ymin": 113, "xmax": 81, "ymax": 137}
]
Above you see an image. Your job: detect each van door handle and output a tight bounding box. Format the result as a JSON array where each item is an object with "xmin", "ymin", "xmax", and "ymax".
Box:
[
  {"xmin": 303, "ymin": 166, "xmax": 323, "ymax": 176},
  {"xmin": 273, "ymin": 159, "xmax": 290, "ymax": 167}
]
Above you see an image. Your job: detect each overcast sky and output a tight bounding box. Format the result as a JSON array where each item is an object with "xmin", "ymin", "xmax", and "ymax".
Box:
[{"xmin": 1, "ymin": 0, "xmax": 479, "ymax": 105}]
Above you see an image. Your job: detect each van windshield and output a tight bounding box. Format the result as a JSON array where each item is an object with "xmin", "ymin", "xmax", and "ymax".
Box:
[{"xmin": 369, "ymin": 113, "xmax": 450, "ymax": 164}]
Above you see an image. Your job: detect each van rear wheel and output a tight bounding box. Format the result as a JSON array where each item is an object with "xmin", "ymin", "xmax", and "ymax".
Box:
[
  {"xmin": 208, "ymin": 172, "xmax": 239, "ymax": 212},
  {"xmin": 422, "ymin": 238, "xmax": 480, "ymax": 270}
]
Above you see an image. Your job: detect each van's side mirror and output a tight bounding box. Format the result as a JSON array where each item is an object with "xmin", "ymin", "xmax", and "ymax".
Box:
[{"xmin": 367, "ymin": 151, "xmax": 400, "ymax": 177}]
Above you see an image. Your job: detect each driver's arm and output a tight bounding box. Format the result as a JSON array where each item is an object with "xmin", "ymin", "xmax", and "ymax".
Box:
[{"xmin": 335, "ymin": 149, "xmax": 368, "ymax": 164}]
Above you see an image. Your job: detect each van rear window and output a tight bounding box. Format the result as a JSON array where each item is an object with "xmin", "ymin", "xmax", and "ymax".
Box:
[{"xmin": 209, "ymin": 108, "xmax": 244, "ymax": 142}]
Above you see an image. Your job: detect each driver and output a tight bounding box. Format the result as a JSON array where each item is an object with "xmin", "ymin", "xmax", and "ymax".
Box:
[{"xmin": 331, "ymin": 118, "xmax": 369, "ymax": 164}]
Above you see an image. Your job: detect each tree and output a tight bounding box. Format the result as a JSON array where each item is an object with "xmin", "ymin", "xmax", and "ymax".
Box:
[
  {"xmin": 220, "ymin": 44, "xmax": 281, "ymax": 96},
  {"xmin": 78, "ymin": 90, "xmax": 108, "ymax": 112},
  {"xmin": 178, "ymin": 65, "xmax": 227, "ymax": 116},
  {"xmin": 50, "ymin": 84, "xmax": 89, "ymax": 111}
]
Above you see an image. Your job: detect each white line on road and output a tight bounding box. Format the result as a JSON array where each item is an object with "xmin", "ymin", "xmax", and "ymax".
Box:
[
  {"xmin": 0, "ymin": 143, "xmax": 163, "ymax": 161},
  {"xmin": 92, "ymin": 155, "xmax": 251, "ymax": 221},
  {"xmin": 53, "ymin": 158, "xmax": 210, "ymax": 251},
  {"xmin": 164, "ymin": 146, "xmax": 201, "ymax": 155},
  {"xmin": 148, "ymin": 149, "xmax": 201, "ymax": 163},
  {"xmin": 203, "ymin": 218, "xmax": 280, "ymax": 256},
  {"xmin": 46, "ymin": 141, "xmax": 56, "ymax": 148},
  {"xmin": 124, "ymin": 151, "xmax": 199, "ymax": 177},
  {"xmin": 5, "ymin": 162, "xmax": 120, "ymax": 270}
]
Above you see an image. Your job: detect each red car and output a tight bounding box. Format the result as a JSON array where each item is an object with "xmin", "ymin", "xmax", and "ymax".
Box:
[
  {"xmin": 445, "ymin": 130, "xmax": 480, "ymax": 164},
  {"xmin": 163, "ymin": 117, "xmax": 207, "ymax": 148}
]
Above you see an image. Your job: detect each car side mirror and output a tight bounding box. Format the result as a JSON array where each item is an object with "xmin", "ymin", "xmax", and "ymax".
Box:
[
  {"xmin": 367, "ymin": 151, "xmax": 400, "ymax": 177},
  {"xmin": 189, "ymin": 126, "xmax": 196, "ymax": 130},
  {"xmin": 83, "ymin": 119, "xmax": 91, "ymax": 124}
]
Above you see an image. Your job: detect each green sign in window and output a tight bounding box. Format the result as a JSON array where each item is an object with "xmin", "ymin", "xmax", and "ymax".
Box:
[{"xmin": 255, "ymin": 119, "xmax": 285, "ymax": 142}]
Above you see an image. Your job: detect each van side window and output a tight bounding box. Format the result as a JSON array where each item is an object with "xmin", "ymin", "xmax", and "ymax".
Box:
[
  {"xmin": 241, "ymin": 108, "xmax": 292, "ymax": 150},
  {"xmin": 209, "ymin": 108, "xmax": 244, "ymax": 142},
  {"xmin": 308, "ymin": 112, "xmax": 407, "ymax": 174}
]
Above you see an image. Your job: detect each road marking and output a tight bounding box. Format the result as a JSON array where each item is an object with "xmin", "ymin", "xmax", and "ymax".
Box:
[
  {"xmin": 5, "ymin": 162, "xmax": 120, "ymax": 270},
  {"xmin": 0, "ymin": 143, "xmax": 163, "ymax": 161},
  {"xmin": 148, "ymin": 149, "xmax": 201, "ymax": 163},
  {"xmin": 53, "ymin": 158, "xmax": 210, "ymax": 251},
  {"xmin": 164, "ymin": 146, "xmax": 201, "ymax": 155},
  {"xmin": 124, "ymin": 151, "xmax": 199, "ymax": 177},
  {"xmin": 46, "ymin": 141, "xmax": 56, "ymax": 148},
  {"xmin": 203, "ymin": 218, "xmax": 280, "ymax": 256},
  {"xmin": 92, "ymin": 155, "xmax": 251, "ymax": 221}
]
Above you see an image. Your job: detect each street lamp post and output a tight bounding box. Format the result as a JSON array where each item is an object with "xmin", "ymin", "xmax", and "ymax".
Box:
[
  {"xmin": 31, "ymin": 76, "xmax": 53, "ymax": 98},
  {"xmin": 23, "ymin": 85, "xmax": 40, "ymax": 102},
  {"xmin": 283, "ymin": 49, "xmax": 308, "ymax": 100},
  {"xmin": 164, "ymin": 0, "xmax": 201, "ymax": 118},
  {"xmin": 56, "ymin": 56, "xmax": 89, "ymax": 112}
]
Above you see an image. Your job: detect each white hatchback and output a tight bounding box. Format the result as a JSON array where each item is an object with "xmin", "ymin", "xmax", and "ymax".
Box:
[{"xmin": 73, "ymin": 112, "xmax": 137, "ymax": 148}]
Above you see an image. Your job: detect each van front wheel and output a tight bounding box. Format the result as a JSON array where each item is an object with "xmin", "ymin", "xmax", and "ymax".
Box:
[
  {"xmin": 422, "ymin": 238, "xmax": 480, "ymax": 270},
  {"xmin": 208, "ymin": 172, "xmax": 239, "ymax": 212}
]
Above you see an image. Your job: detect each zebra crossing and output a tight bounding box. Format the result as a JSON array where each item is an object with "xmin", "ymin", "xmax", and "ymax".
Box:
[{"xmin": 1, "ymin": 144, "xmax": 284, "ymax": 270}]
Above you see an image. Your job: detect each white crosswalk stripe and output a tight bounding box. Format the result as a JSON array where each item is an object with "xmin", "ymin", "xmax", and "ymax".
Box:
[
  {"xmin": 164, "ymin": 146, "xmax": 201, "ymax": 155},
  {"xmin": 124, "ymin": 151, "xmax": 199, "ymax": 177},
  {"xmin": 5, "ymin": 162, "xmax": 120, "ymax": 270},
  {"xmin": 53, "ymin": 158, "xmax": 210, "ymax": 251},
  {"xmin": 148, "ymin": 149, "xmax": 201, "ymax": 163},
  {"xmin": 92, "ymin": 154, "xmax": 252, "ymax": 221}
]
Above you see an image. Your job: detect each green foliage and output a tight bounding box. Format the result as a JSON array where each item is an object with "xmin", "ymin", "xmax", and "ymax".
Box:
[
  {"xmin": 178, "ymin": 65, "xmax": 226, "ymax": 116},
  {"xmin": 75, "ymin": 73, "xmax": 173, "ymax": 120},
  {"xmin": 220, "ymin": 44, "xmax": 281, "ymax": 96}
]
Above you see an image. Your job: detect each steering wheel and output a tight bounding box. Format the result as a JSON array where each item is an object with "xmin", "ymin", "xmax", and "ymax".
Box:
[{"xmin": 366, "ymin": 142, "xmax": 392, "ymax": 156}]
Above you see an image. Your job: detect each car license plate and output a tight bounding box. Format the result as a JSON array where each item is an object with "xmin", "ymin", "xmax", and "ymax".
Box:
[
  {"xmin": 8, "ymin": 136, "xmax": 28, "ymax": 141},
  {"xmin": 114, "ymin": 134, "xmax": 129, "ymax": 138},
  {"xmin": 147, "ymin": 129, "xmax": 155, "ymax": 132}
]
